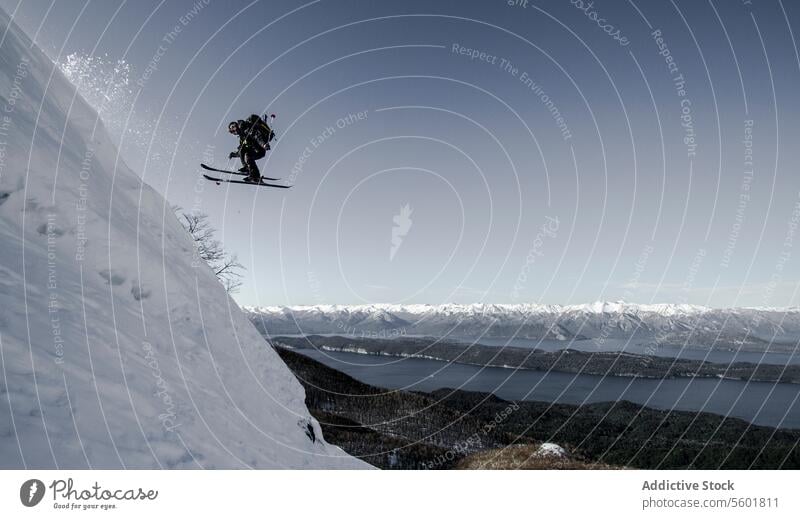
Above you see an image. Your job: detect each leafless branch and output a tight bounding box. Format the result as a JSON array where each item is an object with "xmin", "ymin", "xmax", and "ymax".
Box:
[{"xmin": 174, "ymin": 206, "xmax": 246, "ymax": 294}]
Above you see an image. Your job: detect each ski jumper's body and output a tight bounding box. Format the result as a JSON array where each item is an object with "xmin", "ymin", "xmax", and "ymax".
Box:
[{"xmin": 228, "ymin": 116, "xmax": 273, "ymax": 182}]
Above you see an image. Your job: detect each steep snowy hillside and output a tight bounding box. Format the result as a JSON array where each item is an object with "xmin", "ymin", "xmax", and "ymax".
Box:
[
  {"xmin": 0, "ymin": 10, "xmax": 366, "ymax": 468},
  {"xmin": 247, "ymin": 302, "xmax": 800, "ymax": 349}
]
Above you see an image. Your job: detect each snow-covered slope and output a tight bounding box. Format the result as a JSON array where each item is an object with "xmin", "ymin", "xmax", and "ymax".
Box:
[
  {"xmin": 246, "ymin": 302, "xmax": 800, "ymax": 348},
  {"xmin": 0, "ymin": 10, "xmax": 366, "ymax": 468}
]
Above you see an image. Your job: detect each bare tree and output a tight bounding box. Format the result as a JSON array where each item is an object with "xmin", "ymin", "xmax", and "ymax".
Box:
[{"xmin": 175, "ymin": 207, "xmax": 244, "ymax": 293}]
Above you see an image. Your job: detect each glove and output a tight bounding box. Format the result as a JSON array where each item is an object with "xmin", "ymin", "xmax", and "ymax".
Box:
[{"xmin": 228, "ymin": 152, "xmax": 237, "ymax": 159}]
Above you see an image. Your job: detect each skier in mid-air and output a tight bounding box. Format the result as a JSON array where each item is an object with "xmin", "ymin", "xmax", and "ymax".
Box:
[
  {"xmin": 227, "ymin": 114, "xmax": 275, "ymax": 183},
  {"xmin": 200, "ymin": 114, "xmax": 289, "ymax": 188}
]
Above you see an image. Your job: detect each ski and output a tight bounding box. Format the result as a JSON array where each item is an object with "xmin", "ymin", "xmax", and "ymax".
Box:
[
  {"xmin": 201, "ymin": 163, "xmax": 280, "ymax": 181},
  {"xmin": 202, "ymin": 174, "xmax": 291, "ymax": 189}
]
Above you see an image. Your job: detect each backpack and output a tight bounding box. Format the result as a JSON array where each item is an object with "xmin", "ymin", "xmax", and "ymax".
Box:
[{"xmin": 243, "ymin": 114, "xmax": 275, "ymax": 147}]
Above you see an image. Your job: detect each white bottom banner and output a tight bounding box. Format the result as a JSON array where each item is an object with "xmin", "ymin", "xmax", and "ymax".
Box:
[{"xmin": 1, "ymin": 470, "xmax": 797, "ymax": 518}]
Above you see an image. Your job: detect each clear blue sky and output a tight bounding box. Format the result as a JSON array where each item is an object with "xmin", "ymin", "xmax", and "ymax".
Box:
[{"xmin": 5, "ymin": 0, "xmax": 800, "ymax": 308}]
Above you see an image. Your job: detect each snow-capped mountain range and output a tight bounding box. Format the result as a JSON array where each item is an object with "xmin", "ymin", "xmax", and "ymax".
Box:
[
  {"xmin": 246, "ymin": 302, "xmax": 800, "ymax": 348},
  {"xmin": 0, "ymin": 9, "xmax": 364, "ymax": 469}
]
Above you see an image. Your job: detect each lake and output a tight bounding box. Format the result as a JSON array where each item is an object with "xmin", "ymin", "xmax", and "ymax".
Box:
[{"xmin": 296, "ymin": 348, "xmax": 800, "ymax": 429}]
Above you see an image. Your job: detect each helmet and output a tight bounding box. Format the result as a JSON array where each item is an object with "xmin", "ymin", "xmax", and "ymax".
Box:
[{"xmin": 227, "ymin": 121, "xmax": 239, "ymax": 133}]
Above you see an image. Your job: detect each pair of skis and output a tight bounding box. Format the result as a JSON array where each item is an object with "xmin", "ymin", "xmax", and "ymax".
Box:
[{"xmin": 200, "ymin": 164, "xmax": 291, "ymax": 189}]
